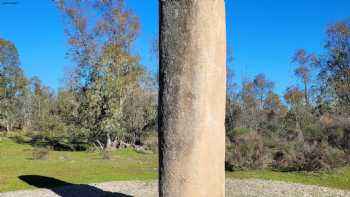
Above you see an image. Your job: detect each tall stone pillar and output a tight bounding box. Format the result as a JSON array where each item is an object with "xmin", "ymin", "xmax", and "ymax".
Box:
[{"xmin": 158, "ymin": 0, "xmax": 226, "ymax": 197}]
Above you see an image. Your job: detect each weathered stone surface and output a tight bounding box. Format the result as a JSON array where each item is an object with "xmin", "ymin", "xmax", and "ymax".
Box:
[{"xmin": 159, "ymin": 0, "xmax": 226, "ymax": 196}]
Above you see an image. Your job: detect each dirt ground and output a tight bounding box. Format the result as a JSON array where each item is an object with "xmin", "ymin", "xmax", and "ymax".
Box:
[{"xmin": 1, "ymin": 179, "xmax": 350, "ymax": 197}]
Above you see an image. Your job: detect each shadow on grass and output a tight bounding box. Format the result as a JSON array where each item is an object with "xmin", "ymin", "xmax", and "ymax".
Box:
[{"xmin": 19, "ymin": 175, "xmax": 133, "ymax": 197}]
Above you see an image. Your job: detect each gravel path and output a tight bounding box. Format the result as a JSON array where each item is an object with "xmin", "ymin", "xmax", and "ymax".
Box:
[{"xmin": 1, "ymin": 179, "xmax": 350, "ymax": 197}]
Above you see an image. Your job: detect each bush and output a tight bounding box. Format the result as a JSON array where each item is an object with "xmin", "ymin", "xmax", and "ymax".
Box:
[
  {"xmin": 303, "ymin": 125, "xmax": 323, "ymax": 142},
  {"xmin": 226, "ymin": 131, "xmax": 266, "ymax": 170},
  {"xmin": 272, "ymin": 141, "xmax": 347, "ymax": 172},
  {"xmin": 327, "ymin": 127, "xmax": 344, "ymax": 148},
  {"xmin": 12, "ymin": 135, "xmax": 32, "ymax": 144},
  {"xmin": 32, "ymin": 147, "xmax": 49, "ymax": 160},
  {"xmin": 226, "ymin": 125, "xmax": 349, "ymax": 172},
  {"xmin": 142, "ymin": 132, "xmax": 158, "ymax": 153},
  {"xmin": 29, "ymin": 134, "xmax": 90, "ymax": 151},
  {"xmin": 227, "ymin": 127, "xmax": 251, "ymax": 142}
]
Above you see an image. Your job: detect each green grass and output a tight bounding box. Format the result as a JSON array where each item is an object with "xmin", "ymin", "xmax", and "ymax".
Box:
[
  {"xmin": 0, "ymin": 137, "xmax": 158, "ymax": 192},
  {"xmin": 2, "ymin": 137, "xmax": 350, "ymax": 192},
  {"xmin": 227, "ymin": 168, "xmax": 350, "ymax": 190}
]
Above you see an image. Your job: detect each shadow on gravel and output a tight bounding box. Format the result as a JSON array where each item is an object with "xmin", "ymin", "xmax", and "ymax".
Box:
[{"xmin": 18, "ymin": 175, "xmax": 133, "ymax": 197}]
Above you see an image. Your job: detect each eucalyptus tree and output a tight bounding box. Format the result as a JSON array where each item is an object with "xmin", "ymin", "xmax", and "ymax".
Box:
[
  {"xmin": 321, "ymin": 19, "xmax": 350, "ymax": 113},
  {"xmin": 58, "ymin": 0, "xmax": 147, "ymax": 148},
  {"xmin": 0, "ymin": 38, "xmax": 28, "ymax": 132}
]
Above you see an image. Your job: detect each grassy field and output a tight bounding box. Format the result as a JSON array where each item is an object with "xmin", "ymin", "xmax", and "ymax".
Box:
[
  {"xmin": 0, "ymin": 137, "xmax": 158, "ymax": 192},
  {"xmin": 1, "ymin": 137, "xmax": 350, "ymax": 192}
]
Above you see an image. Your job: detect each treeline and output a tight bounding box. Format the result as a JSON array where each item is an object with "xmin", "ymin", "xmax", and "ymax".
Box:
[
  {"xmin": 226, "ymin": 18, "xmax": 350, "ymax": 171},
  {"xmin": 0, "ymin": 0, "xmax": 158, "ymax": 152}
]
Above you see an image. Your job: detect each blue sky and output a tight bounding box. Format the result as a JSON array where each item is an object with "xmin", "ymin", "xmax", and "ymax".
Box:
[{"xmin": 0, "ymin": 0, "xmax": 349, "ymax": 95}]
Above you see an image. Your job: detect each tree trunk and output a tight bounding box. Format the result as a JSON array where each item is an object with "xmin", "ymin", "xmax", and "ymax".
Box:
[
  {"xmin": 159, "ymin": 1, "xmax": 226, "ymax": 196},
  {"xmin": 6, "ymin": 123, "xmax": 10, "ymax": 133},
  {"xmin": 106, "ymin": 133, "xmax": 112, "ymax": 151},
  {"xmin": 304, "ymin": 81, "xmax": 309, "ymax": 106}
]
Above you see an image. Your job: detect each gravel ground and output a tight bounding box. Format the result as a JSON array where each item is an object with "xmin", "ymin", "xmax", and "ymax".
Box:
[{"xmin": 1, "ymin": 179, "xmax": 350, "ymax": 197}]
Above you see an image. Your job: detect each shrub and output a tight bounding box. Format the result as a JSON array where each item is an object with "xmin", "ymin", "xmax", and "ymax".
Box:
[
  {"xmin": 227, "ymin": 127, "xmax": 251, "ymax": 142},
  {"xmin": 226, "ymin": 123, "xmax": 349, "ymax": 172},
  {"xmin": 303, "ymin": 125, "xmax": 323, "ymax": 142},
  {"xmin": 327, "ymin": 127, "xmax": 344, "ymax": 148},
  {"xmin": 226, "ymin": 131, "xmax": 265, "ymax": 170},
  {"xmin": 272, "ymin": 141, "xmax": 347, "ymax": 172},
  {"xmin": 142, "ymin": 132, "xmax": 158, "ymax": 153},
  {"xmin": 29, "ymin": 134, "xmax": 90, "ymax": 151},
  {"xmin": 12, "ymin": 135, "xmax": 32, "ymax": 144}
]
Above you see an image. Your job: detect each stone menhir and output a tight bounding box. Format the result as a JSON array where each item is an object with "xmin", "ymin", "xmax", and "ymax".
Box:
[{"xmin": 158, "ymin": 0, "xmax": 226, "ymax": 196}]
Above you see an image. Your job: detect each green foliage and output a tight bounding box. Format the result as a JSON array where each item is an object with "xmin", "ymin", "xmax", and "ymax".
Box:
[
  {"xmin": 227, "ymin": 127, "xmax": 251, "ymax": 141},
  {"xmin": 12, "ymin": 134, "xmax": 32, "ymax": 144},
  {"xmin": 31, "ymin": 134, "xmax": 90, "ymax": 151},
  {"xmin": 234, "ymin": 127, "xmax": 251, "ymax": 136},
  {"xmin": 303, "ymin": 125, "xmax": 323, "ymax": 141}
]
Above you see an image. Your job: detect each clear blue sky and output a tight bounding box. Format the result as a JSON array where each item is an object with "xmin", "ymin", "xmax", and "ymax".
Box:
[{"xmin": 0, "ymin": 0, "xmax": 349, "ymax": 94}]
